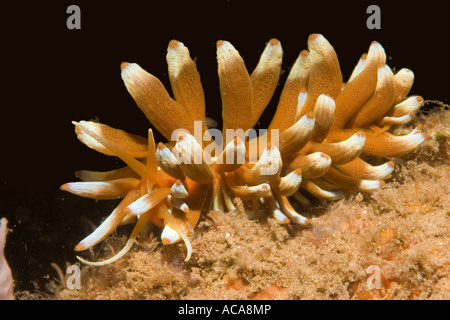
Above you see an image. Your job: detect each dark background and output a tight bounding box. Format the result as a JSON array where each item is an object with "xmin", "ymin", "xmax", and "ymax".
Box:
[{"xmin": 1, "ymin": 1, "xmax": 448, "ymax": 293}]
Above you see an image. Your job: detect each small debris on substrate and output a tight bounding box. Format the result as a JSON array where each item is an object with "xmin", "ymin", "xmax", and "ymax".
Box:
[{"xmin": 54, "ymin": 106, "xmax": 448, "ymax": 300}]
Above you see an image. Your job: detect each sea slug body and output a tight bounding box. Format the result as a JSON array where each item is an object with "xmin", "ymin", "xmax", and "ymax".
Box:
[{"xmin": 61, "ymin": 34, "xmax": 425, "ymax": 265}]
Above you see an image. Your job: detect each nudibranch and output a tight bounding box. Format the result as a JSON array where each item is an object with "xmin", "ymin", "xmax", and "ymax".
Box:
[{"xmin": 61, "ymin": 34, "xmax": 425, "ymax": 265}]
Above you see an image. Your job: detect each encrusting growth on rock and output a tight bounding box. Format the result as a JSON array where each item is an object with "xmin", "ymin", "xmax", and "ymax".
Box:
[{"xmin": 0, "ymin": 218, "xmax": 14, "ymax": 300}]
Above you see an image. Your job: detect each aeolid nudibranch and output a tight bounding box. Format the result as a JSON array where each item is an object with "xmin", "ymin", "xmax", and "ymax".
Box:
[{"xmin": 61, "ymin": 34, "xmax": 425, "ymax": 265}]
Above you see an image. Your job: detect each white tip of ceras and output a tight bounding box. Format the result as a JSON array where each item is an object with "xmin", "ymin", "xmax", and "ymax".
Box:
[
  {"xmin": 396, "ymin": 68, "xmax": 414, "ymax": 77},
  {"xmin": 307, "ymin": 33, "xmax": 330, "ymax": 51},
  {"xmin": 161, "ymin": 224, "xmax": 181, "ymax": 245},
  {"xmin": 272, "ymin": 208, "xmax": 290, "ymax": 224},
  {"xmin": 156, "ymin": 142, "xmax": 186, "ymax": 181},
  {"xmin": 257, "ymin": 38, "xmax": 283, "ymax": 69},
  {"xmin": 125, "ymin": 195, "xmax": 150, "ymax": 216},
  {"xmin": 302, "ymin": 180, "xmax": 345, "ymax": 201},
  {"xmin": 167, "ymin": 195, "xmax": 190, "ymax": 213},
  {"xmin": 60, "ymin": 179, "xmax": 139, "ymax": 199},
  {"xmin": 215, "ymin": 137, "xmax": 246, "ymax": 171},
  {"xmin": 394, "ymin": 68, "xmax": 415, "ymax": 85},
  {"xmin": 329, "ymin": 131, "xmax": 366, "ymax": 164},
  {"xmin": 300, "ymin": 152, "xmax": 332, "ymax": 179},
  {"xmin": 172, "ymin": 132, "xmax": 204, "ymax": 162},
  {"xmin": 347, "ymin": 131, "xmax": 367, "ymax": 150},
  {"xmin": 120, "ymin": 62, "xmax": 156, "ymax": 110},
  {"xmin": 258, "ymin": 145, "xmax": 283, "ymax": 177},
  {"xmin": 172, "ymin": 133, "xmax": 214, "ymax": 183},
  {"xmin": 274, "ymin": 194, "xmax": 310, "ymax": 225},
  {"xmin": 367, "ymin": 41, "xmax": 386, "ymax": 66},
  {"xmin": 262, "ymin": 192, "xmax": 290, "ymax": 224},
  {"xmin": 310, "ymin": 151, "xmax": 332, "ymax": 165},
  {"xmin": 120, "ymin": 62, "xmax": 142, "ymax": 84},
  {"xmin": 358, "ymin": 179, "xmax": 385, "ymax": 192},
  {"xmin": 125, "ymin": 189, "xmax": 171, "ymax": 216},
  {"xmin": 171, "ymin": 180, "xmax": 189, "ymax": 199},
  {"xmin": 295, "ymin": 89, "xmax": 308, "ymax": 121},
  {"xmin": 161, "ymin": 224, "xmax": 193, "ymax": 262},
  {"xmin": 377, "ymin": 64, "xmax": 394, "ymax": 83},
  {"xmin": 312, "ymin": 94, "xmax": 336, "ymax": 141},
  {"xmin": 167, "ymin": 40, "xmax": 189, "ymax": 73},
  {"xmin": 337, "ymin": 158, "xmax": 395, "ymax": 181},
  {"xmin": 216, "ymin": 40, "xmax": 239, "ymax": 63},
  {"xmin": 279, "ymin": 112, "xmax": 315, "ymax": 156},
  {"xmin": 77, "ymin": 237, "xmax": 136, "ymax": 266},
  {"xmin": 273, "ymin": 169, "xmax": 302, "ymax": 196},
  {"xmin": 287, "ymin": 50, "xmax": 309, "ymax": 85},
  {"xmin": 242, "ymin": 184, "xmax": 272, "ymax": 200},
  {"xmin": 225, "ymin": 173, "xmax": 271, "ymax": 200},
  {"xmin": 315, "ymin": 94, "xmax": 336, "ymax": 114},
  {"xmin": 407, "ymin": 126, "xmax": 426, "ymax": 146},
  {"xmin": 293, "ymin": 112, "xmax": 315, "ymax": 133},
  {"xmin": 392, "ymin": 96, "xmax": 424, "ymax": 117},
  {"xmin": 376, "ymin": 161, "xmax": 396, "ymax": 179},
  {"xmin": 378, "ymin": 125, "xmax": 425, "ymax": 158},
  {"xmin": 393, "ymin": 68, "xmax": 415, "ymax": 103},
  {"xmin": 348, "ymin": 53, "xmax": 367, "ymax": 82},
  {"xmin": 378, "ymin": 113, "xmax": 414, "ymax": 126},
  {"xmin": 284, "ymin": 168, "xmax": 303, "ymax": 186}
]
